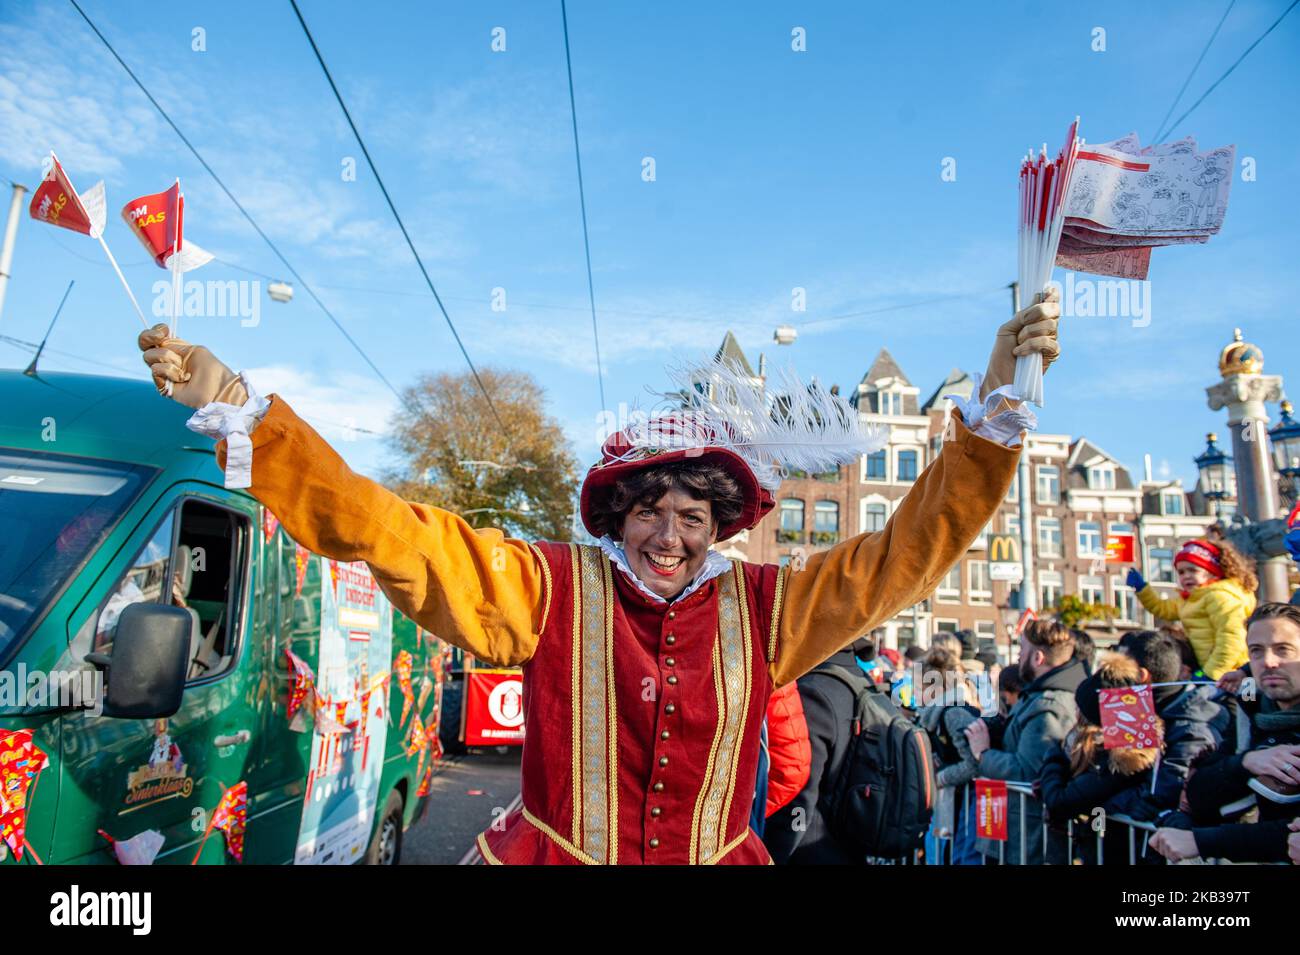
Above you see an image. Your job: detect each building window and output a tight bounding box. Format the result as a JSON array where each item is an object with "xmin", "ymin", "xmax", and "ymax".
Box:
[
  {"xmin": 878, "ymin": 391, "xmax": 901, "ymax": 416},
  {"xmin": 778, "ymin": 499, "xmax": 804, "ymax": 542},
  {"xmin": 1088, "ymin": 465, "xmax": 1116, "ymax": 490},
  {"xmin": 1076, "ymin": 521, "xmax": 1103, "ymax": 558},
  {"xmin": 935, "ymin": 619, "xmax": 959, "ymax": 634},
  {"xmin": 1005, "ymin": 513, "xmax": 1021, "ymax": 537},
  {"xmin": 1006, "ymin": 471, "xmax": 1019, "ymax": 503},
  {"xmin": 1162, "ymin": 491, "xmax": 1185, "ymax": 516},
  {"xmin": 975, "ymin": 620, "xmax": 997, "ymax": 650},
  {"xmin": 1036, "ymin": 465, "xmax": 1060, "ymax": 505},
  {"xmin": 968, "ymin": 561, "xmax": 992, "ymax": 605},
  {"xmin": 1037, "ymin": 518, "xmax": 1062, "ymax": 558},
  {"xmin": 864, "ymin": 450, "xmax": 887, "ymax": 481},
  {"xmin": 969, "ymin": 521, "xmax": 991, "ymax": 551},
  {"xmin": 897, "ymin": 449, "xmax": 918, "ymax": 483},
  {"xmin": 1039, "ymin": 571, "xmax": 1063, "ymax": 611},
  {"xmin": 1080, "ymin": 575, "xmax": 1105, "ymax": 606},
  {"xmin": 1149, "ymin": 547, "xmax": 1175, "ymax": 583},
  {"xmin": 1111, "ymin": 577, "xmax": 1136, "ymax": 621},
  {"xmin": 937, "ymin": 563, "xmax": 961, "ymax": 603},
  {"xmin": 812, "ymin": 501, "xmax": 839, "ymax": 545},
  {"xmin": 862, "ymin": 501, "xmax": 887, "ymax": 533},
  {"xmin": 1108, "ymin": 521, "xmax": 1134, "ymax": 537}
]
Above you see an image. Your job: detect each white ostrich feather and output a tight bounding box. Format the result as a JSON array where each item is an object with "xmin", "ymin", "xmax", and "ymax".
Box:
[{"xmin": 615, "ymin": 355, "xmax": 890, "ymax": 492}]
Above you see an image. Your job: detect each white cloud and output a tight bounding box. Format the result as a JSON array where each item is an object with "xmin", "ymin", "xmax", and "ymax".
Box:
[{"xmin": 244, "ymin": 366, "xmax": 395, "ymax": 446}]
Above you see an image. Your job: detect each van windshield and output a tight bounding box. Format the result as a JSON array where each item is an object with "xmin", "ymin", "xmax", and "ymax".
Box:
[{"xmin": 0, "ymin": 448, "xmax": 156, "ymax": 659}]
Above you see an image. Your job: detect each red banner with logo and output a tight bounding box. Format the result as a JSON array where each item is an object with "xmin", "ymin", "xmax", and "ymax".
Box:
[
  {"xmin": 1105, "ymin": 533, "xmax": 1136, "ymax": 563},
  {"xmin": 975, "ymin": 778, "xmax": 1008, "ymax": 841},
  {"xmin": 464, "ymin": 671, "xmax": 525, "ymax": 746}
]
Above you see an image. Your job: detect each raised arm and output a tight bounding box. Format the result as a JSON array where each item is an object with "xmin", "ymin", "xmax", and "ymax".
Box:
[
  {"xmin": 768, "ymin": 288, "xmax": 1058, "ymax": 686},
  {"xmin": 139, "ymin": 325, "xmax": 546, "ymax": 666},
  {"xmin": 771, "ymin": 412, "xmax": 1018, "ymax": 685}
]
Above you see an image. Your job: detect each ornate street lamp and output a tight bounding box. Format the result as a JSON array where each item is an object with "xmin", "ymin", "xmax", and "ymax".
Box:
[
  {"xmin": 1194, "ymin": 432, "xmax": 1232, "ymax": 518},
  {"xmin": 1268, "ymin": 399, "xmax": 1300, "ymax": 507}
]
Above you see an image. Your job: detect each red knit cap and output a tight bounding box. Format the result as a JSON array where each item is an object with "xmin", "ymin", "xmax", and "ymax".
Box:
[{"xmin": 1174, "ymin": 539, "xmax": 1224, "ymax": 579}]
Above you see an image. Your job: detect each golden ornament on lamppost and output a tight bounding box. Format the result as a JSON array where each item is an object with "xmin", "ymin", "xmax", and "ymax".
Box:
[{"xmin": 1218, "ymin": 327, "xmax": 1264, "ymax": 378}]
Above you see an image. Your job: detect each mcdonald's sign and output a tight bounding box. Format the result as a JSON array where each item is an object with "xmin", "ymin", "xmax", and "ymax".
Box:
[
  {"xmin": 989, "ymin": 534, "xmax": 1023, "ymax": 582},
  {"xmin": 989, "ymin": 534, "xmax": 1020, "ymax": 564}
]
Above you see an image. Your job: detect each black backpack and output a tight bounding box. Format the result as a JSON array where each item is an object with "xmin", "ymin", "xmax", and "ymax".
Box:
[
  {"xmin": 926, "ymin": 702, "xmax": 981, "ymax": 767},
  {"xmin": 805, "ymin": 664, "xmax": 936, "ymax": 860}
]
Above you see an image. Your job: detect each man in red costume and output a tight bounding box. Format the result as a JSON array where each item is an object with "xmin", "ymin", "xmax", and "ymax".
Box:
[{"xmin": 137, "ymin": 290, "xmax": 1058, "ymax": 864}]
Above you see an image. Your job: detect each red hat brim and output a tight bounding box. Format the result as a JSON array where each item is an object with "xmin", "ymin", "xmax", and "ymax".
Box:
[{"xmin": 580, "ymin": 446, "xmax": 774, "ymax": 543}]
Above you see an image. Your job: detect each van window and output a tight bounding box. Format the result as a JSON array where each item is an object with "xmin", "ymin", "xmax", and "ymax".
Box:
[
  {"xmin": 75, "ymin": 499, "xmax": 251, "ymax": 683},
  {"xmin": 0, "ymin": 448, "xmax": 155, "ymax": 659}
]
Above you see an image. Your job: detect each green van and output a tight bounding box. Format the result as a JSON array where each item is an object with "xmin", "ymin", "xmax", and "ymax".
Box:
[{"xmin": 0, "ymin": 370, "xmax": 435, "ymax": 865}]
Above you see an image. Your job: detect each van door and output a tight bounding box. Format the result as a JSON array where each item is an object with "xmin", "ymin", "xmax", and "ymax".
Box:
[{"xmin": 56, "ymin": 494, "xmax": 259, "ymax": 864}]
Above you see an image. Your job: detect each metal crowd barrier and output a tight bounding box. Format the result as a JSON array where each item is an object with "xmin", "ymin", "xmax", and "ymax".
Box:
[{"xmin": 922, "ymin": 780, "xmax": 1165, "ymax": 866}]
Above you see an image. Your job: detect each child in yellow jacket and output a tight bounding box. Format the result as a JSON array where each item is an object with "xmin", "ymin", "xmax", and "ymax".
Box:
[{"xmin": 1127, "ymin": 539, "xmax": 1257, "ymax": 680}]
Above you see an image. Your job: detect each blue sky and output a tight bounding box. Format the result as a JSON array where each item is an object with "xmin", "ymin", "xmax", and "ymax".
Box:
[{"xmin": 1, "ymin": 0, "xmax": 1297, "ymax": 490}]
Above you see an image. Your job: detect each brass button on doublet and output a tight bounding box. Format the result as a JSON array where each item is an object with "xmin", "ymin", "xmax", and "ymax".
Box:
[
  {"xmin": 665, "ymin": 657, "xmax": 676, "ymax": 667},
  {"xmin": 659, "ymin": 755, "xmax": 669, "ymax": 767},
  {"xmin": 653, "ymin": 781, "xmax": 664, "ymax": 792},
  {"xmin": 664, "ymin": 703, "xmax": 676, "ymax": 714},
  {"xmin": 666, "ymin": 675, "xmax": 678, "ymax": 685},
  {"xmin": 649, "ymin": 838, "xmax": 660, "ymax": 849},
  {"xmin": 660, "ymin": 730, "xmax": 670, "ymax": 740},
  {"xmin": 667, "ymin": 611, "xmax": 675, "ymax": 620},
  {"xmin": 665, "ymin": 635, "xmax": 676, "ymax": 645},
  {"xmin": 651, "ymin": 807, "xmax": 662, "ymax": 817}
]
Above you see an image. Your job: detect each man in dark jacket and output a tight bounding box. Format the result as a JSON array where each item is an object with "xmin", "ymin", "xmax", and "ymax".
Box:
[
  {"xmin": 1151, "ymin": 603, "xmax": 1300, "ymax": 863},
  {"xmin": 763, "ymin": 639, "xmax": 874, "ymax": 864},
  {"xmin": 1108, "ymin": 630, "xmax": 1230, "ymax": 822},
  {"xmin": 966, "ymin": 619, "xmax": 1086, "ymax": 864}
]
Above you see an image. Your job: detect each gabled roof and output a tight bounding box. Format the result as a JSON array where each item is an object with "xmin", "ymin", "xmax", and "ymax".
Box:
[
  {"xmin": 1065, "ymin": 438, "xmax": 1135, "ymax": 490},
  {"xmin": 714, "ymin": 331, "xmax": 756, "ymax": 378},
  {"xmin": 861, "ymin": 347, "xmax": 910, "ymax": 388},
  {"xmin": 921, "ymin": 368, "xmax": 973, "ymax": 412}
]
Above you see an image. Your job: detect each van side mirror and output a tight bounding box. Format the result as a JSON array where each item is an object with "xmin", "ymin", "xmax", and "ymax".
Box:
[{"xmin": 84, "ymin": 603, "xmax": 190, "ymax": 719}]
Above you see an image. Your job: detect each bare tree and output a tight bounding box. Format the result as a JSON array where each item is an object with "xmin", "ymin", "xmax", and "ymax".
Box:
[{"xmin": 384, "ymin": 368, "xmax": 579, "ymax": 541}]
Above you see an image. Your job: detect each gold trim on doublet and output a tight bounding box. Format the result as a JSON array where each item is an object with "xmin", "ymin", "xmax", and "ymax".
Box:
[{"xmin": 576, "ymin": 545, "xmax": 618, "ymax": 864}]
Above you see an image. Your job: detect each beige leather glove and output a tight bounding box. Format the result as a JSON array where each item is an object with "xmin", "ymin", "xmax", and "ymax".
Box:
[
  {"xmin": 981, "ymin": 286, "xmax": 1061, "ymax": 401},
  {"xmin": 138, "ymin": 324, "xmax": 249, "ymax": 410}
]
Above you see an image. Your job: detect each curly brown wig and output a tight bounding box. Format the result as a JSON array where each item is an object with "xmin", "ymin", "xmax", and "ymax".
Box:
[
  {"xmin": 1215, "ymin": 538, "xmax": 1258, "ymax": 592},
  {"xmin": 587, "ymin": 461, "xmax": 745, "ymax": 540}
]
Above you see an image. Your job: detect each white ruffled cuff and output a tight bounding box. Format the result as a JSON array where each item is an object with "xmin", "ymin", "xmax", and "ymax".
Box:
[
  {"xmin": 184, "ymin": 373, "xmax": 271, "ymax": 489},
  {"xmin": 945, "ymin": 373, "xmax": 1038, "ymax": 447}
]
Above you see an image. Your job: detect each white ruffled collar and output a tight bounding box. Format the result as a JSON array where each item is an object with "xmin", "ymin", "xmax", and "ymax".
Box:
[{"xmin": 596, "ymin": 535, "xmax": 732, "ymax": 604}]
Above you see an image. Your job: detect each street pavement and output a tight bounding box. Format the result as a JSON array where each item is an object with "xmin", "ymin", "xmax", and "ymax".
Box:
[{"xmin": 400, "ymin": 748, "xmax": 523, "ymax": 864}]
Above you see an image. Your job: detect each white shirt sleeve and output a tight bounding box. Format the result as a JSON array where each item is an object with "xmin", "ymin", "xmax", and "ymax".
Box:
[
  {"xmin": 944, "ymin": 373, "xmax": 1038, "ymax": 448},
  {"xmin": 183, "ymin": 372, "xmax": 270, "ymax": 489}
]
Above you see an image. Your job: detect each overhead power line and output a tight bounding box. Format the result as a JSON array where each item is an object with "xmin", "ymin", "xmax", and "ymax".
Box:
[
  {"xmin": 67, "ymin": 0, "xmax": 405, "ymax": 405},
  {"xmin": 1157, "ymin": 0, "xmax": 1299, "ymax": 142},
  {"xmin": 287, "ymin": 0, "xmax": 508, "ymax": 434},
  {"xmin": 560, "ymin": 0, "xmax": 607, "ymax": 415},
  {"xmin": 1151, "ymin": 0, "xmax": 1237, "ymax": 143}
]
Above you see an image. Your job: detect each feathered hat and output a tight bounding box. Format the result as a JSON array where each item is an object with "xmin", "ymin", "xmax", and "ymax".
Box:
[{"xmin": 580, "ymin": 356, "xmax": 889, "ymax": 541}]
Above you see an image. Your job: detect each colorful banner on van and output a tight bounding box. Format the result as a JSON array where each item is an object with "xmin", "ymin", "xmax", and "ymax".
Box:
[{"xmin": 293, "ymin": 558, "xmax": 392, "ymax": 864}]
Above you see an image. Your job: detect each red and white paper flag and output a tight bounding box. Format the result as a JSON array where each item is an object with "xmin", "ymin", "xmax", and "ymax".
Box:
[
  {"xmin": 122, "ymin": 179, "xmax": 213, "ymax": 339},
  {"xmin": 121, "ymin": 180, "xmax": 213, "ymax": 272},
  {"xmin": 1098, "ymin": 684, "xmax": 1162, "ymax": 750},
  {"xmin": 28, "ymin": 151, "xmax": 147, "ymax": 326},
  {"xmin": 1015, "ymin": 118, "xmax": 1081, "ymax": 407}
]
